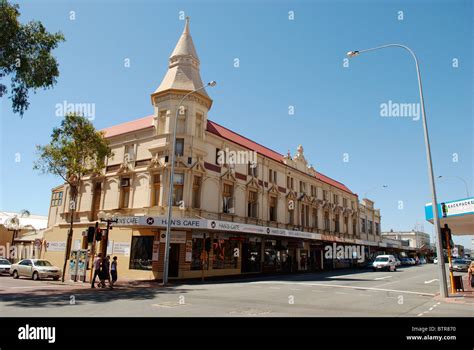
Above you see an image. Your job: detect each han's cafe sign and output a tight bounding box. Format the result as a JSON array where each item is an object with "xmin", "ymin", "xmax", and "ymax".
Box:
[{"xmin": 113, "ymin": 215, "xmax": 321, "ymax": 241}]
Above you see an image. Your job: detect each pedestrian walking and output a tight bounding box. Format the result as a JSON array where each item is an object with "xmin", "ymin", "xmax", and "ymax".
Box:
[
  {"xmin": 90, "ymin": 253, "xmax": 102, "ymax": 288},
  {"xmin": 110, "ymin": 256, "xmax": 118, "ymax": 288},
  {"xmin": 468, "ymin": 261, "xmax": 474, "ymax": 288}
]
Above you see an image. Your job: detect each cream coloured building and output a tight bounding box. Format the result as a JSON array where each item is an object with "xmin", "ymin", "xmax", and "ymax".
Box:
[{"xmin": 43, "ymin": 18, "xmax": 384, "ymax": 281}]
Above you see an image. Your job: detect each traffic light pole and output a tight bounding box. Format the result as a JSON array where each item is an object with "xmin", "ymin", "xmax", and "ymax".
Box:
[{"xmin": 445, "ymin": 230, "xmax": 455, "ymax": 294}]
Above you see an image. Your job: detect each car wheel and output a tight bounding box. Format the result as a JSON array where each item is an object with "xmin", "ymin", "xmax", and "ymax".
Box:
[
  {"xmin": 373, "ymin": 268, "xmax": 376, "ymax": 272},
  {"xmin": 393, "ymin": 266, "xmax": 397, "ymax": 272},
  {"xmin": 12, "ymin": 270, "xmax": 19, "ymax": 279},
  {"xmin": 53, "ymin": 277, "xmax": 59, "ymax": 281},
  {"xmin": 32, "ymin": 272, "xmax": 39, "ymax": 281}
]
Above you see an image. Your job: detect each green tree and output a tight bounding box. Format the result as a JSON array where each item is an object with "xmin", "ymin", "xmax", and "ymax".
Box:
[
  {"xmin": 34, "ymin": 114, "xmax": 113, "ymax": 281},
  {"xmin": 0, "ymin": 0, "xmax": 65, "ymax": 116}
]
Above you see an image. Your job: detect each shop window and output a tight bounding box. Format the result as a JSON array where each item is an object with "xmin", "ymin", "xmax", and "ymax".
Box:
[
  {"xmin": 192, "ymin": 176, "xmax": 201, "ymax": 209},
  {"xmin": 212, "ymin": 238, "xmax": 238, "ymax": 269},
  {"xmin": 152, "ymin": 173, "xmax": 161, "ymax": 206},
  {"xmin": 248, "ymin": 190, "xmax": 258, "ymax": 218},
  {"xmin": 191, "ymin": 236, "xmax": 210, "ymax": 270},
  {"xmin": 173, "ymin": 173, "xmax": 184, "ymax": 206},
  {"xmin": 51, "ymin": 191, "xmax": 63, "ymax": 207},
  {"xmin": 129, "ymin": 236, "xmax": 153, "ymax": 270},
  {"xmin": 263, "ymin": 241, "xmax": 281, "ymax": 269},
  {"xmin": 120, "ymin": 178, "xmax": 130, "ymax": 209},
  {"xmin": 222, "ymin": 183, "xmax": 234, "ymax": 213}
]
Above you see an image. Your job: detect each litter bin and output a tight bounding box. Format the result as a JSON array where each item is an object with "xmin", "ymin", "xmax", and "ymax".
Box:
[{"xmin": 453, "ymin": 275, "xmax": 464, "ymax": 292}]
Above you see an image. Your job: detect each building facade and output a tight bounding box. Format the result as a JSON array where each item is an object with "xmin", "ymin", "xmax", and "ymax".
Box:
[
  {"xmin": 381, "ymin": 230, "xmax": 431, "ymax": 249},
  {"xmin": 43, "ymin": 18, "xmax": 384, "ymax": 281}
]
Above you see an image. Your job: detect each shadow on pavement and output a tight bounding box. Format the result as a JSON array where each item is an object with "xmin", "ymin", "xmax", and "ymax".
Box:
[{"xmin": 0, "ymin": 285, "xmax": 199, "ymax": 308}]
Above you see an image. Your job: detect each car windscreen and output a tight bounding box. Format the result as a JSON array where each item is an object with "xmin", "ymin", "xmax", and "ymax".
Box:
[
  {"xmin": 34, "ymin": 261, "xmax": 52, "ymax": 266},
  {"xmin": 375, "ymin": 257, "xmax": 388, "ymax": 262},
  {"xmin": 0, "ymin": 259, "xmax": 10, "ymax": 264}
]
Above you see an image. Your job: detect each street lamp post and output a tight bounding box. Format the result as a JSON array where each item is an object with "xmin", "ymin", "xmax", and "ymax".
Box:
[
  {"xmin": 437, "ymin": 175, "xmax": 470, "ymax": 198},
  {"xmin": 162, "ymin": 81, "xmax": 216, "ymax": 286},
  {"xmin": 347, "ymin": 44, "xmax": 449, "ymax": 298}
]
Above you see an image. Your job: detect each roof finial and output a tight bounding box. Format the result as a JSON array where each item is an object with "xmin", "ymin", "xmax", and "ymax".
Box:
[{"xmin": 183, "ymin": 16, "xmax": 190, "ymax": 34}]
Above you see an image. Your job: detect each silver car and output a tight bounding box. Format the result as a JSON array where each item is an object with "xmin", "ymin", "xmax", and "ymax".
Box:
[
  {"xmin": 10, "ymin": 259, "xmax": 61, "ymax": 280},
  {"xmin": 0, "ymin": 258, "xmax": 11, "ymax": 275},
  {"xmin": 452, "ymin": 259, "xmax": 470, "ymax": 272}
]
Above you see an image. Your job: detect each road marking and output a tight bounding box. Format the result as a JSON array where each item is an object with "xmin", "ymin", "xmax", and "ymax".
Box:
[
  {"xmin": 424, "ymin": 279, "xmax": 438, "ymax": 284},
  {"xmin": 251, "ymin": 281, "xmax": 436, "ymax": 297},
  {"xmin": 374, "ymin": 276, "xmax": 393, "ymax": 280}
]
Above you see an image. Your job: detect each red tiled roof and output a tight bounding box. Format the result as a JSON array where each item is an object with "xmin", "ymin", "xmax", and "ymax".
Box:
[
  {"xmin": 102, "ymin": 115, "xmax": 154, "ymax": 138},
  {"xmin": 102, "ymin": 116, "xmax": 355, "ymax": 195},
  {"xmin": 207, "ymin": 120, "xmax": 355, "ymax": 195}
]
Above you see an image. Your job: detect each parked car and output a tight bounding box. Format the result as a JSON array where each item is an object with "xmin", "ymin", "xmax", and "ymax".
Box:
[
  {"xmin": 400, "ymin": 258, "xmax": 411, "ymax": 266},
  {"xmin": 408, "ymin": 258, "xmax": 416, "ymax": 265},
  {"xmin": 419, "ymin": 258, "xmax": 426, "ymax": 264},
  {"xmin": 0, "ymin": 258, "xmax": 11, "ymax": 275},
  {"xmin": 372, "ymin": 255, "xmax": 397, "ymax": 272},
  {"xmin": 395, "ymin": 258, "xmax": 401, "ymax": 267},
  {"xmin": 451, "ymin": 259, "xmax": 471, "ymax": 272},
  {"xmin": 433, "ymin": 257, "xmax": 438, "ymax": 264},
  {"xmin": 10, "ymin": 259, "xmax": 61, "ymax": 280}
]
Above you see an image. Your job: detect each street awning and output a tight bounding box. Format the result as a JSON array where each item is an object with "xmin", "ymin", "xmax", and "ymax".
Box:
[{"xmin": 425, "ymin": 197, "xmax": 474, "ymax": 235}]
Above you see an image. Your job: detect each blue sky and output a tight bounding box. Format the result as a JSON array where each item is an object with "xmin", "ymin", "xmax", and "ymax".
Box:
[{"xmin": 1, "ymin": 0, "xmax": 472, "ymax": 247}]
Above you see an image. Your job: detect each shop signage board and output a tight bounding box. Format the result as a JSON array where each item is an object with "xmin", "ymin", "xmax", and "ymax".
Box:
[
  {"xmin": 159, "ymin": 231, "xmax": 187, "ymax": 244},
  {"xmin": 113, "ymin": 242, "xmax": 131, "ymax": 255},
  {"xmin": 46, "ymin": 241, "xmax": 66, "ymax": 252},
  {"xmin": 113, "ymin": 216, "xmax": 207, "ymax": 229},
  {"xmin": 113, "ymin": 216, "xmax": 390, "ymax": 248},
  {"xmin": 425, "ymin": 197, "xmax": 474, "ymax": 219},
  {"xmin": 185, "ymin": 240, "xmax": 192, "ymax": 262},
  {"xmin": 152, "ymin": 241, "xmax": 160, "ymax": 261}
]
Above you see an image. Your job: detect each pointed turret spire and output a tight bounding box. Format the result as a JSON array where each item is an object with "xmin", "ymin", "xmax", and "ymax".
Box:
[{"xmin": 153, "ymin": 17, "xmax": 210, "ymax": 99}]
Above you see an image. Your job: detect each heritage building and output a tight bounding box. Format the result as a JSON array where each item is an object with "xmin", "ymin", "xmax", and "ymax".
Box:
[{"xmin": 43, "ymin": 19, "xmax": 384, "ymax": 280}]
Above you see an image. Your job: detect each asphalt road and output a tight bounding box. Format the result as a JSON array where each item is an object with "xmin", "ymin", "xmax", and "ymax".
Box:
[{"xmin": 0, "ymin": 264, "xmax": 472, "ymax": 317}]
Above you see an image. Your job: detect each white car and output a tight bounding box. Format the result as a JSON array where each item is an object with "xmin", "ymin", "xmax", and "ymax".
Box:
[
  {"xmin": 0, "ymin": 258, "xmax": 11, "ymax": 275},
  {"xmin": 10, "ymin": 259, "xmax": 61, "ymax": 280},
  {"xmin": 372, "ymin": 255, "xmax": 397, "ymax": 272}
]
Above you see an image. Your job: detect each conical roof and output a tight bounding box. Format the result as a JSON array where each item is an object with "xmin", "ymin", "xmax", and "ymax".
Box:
[{"xmin": 153, "ymin": 17, "xmax": 210, "ymax": 99}]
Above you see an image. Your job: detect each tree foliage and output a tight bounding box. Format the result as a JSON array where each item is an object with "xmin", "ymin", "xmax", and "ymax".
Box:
[
  {"xmin": 0, "ymin": 0, "xmax": 65, "ymax": 116},
  {"xmin": 34, "ymin": 114, "xmax": 113, "ymax": 195}
]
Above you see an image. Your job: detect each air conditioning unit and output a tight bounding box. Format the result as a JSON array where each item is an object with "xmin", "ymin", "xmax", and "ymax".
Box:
[{"xmin": 120, "ymin": 178, "xmax": 130, "ymax": 187}]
